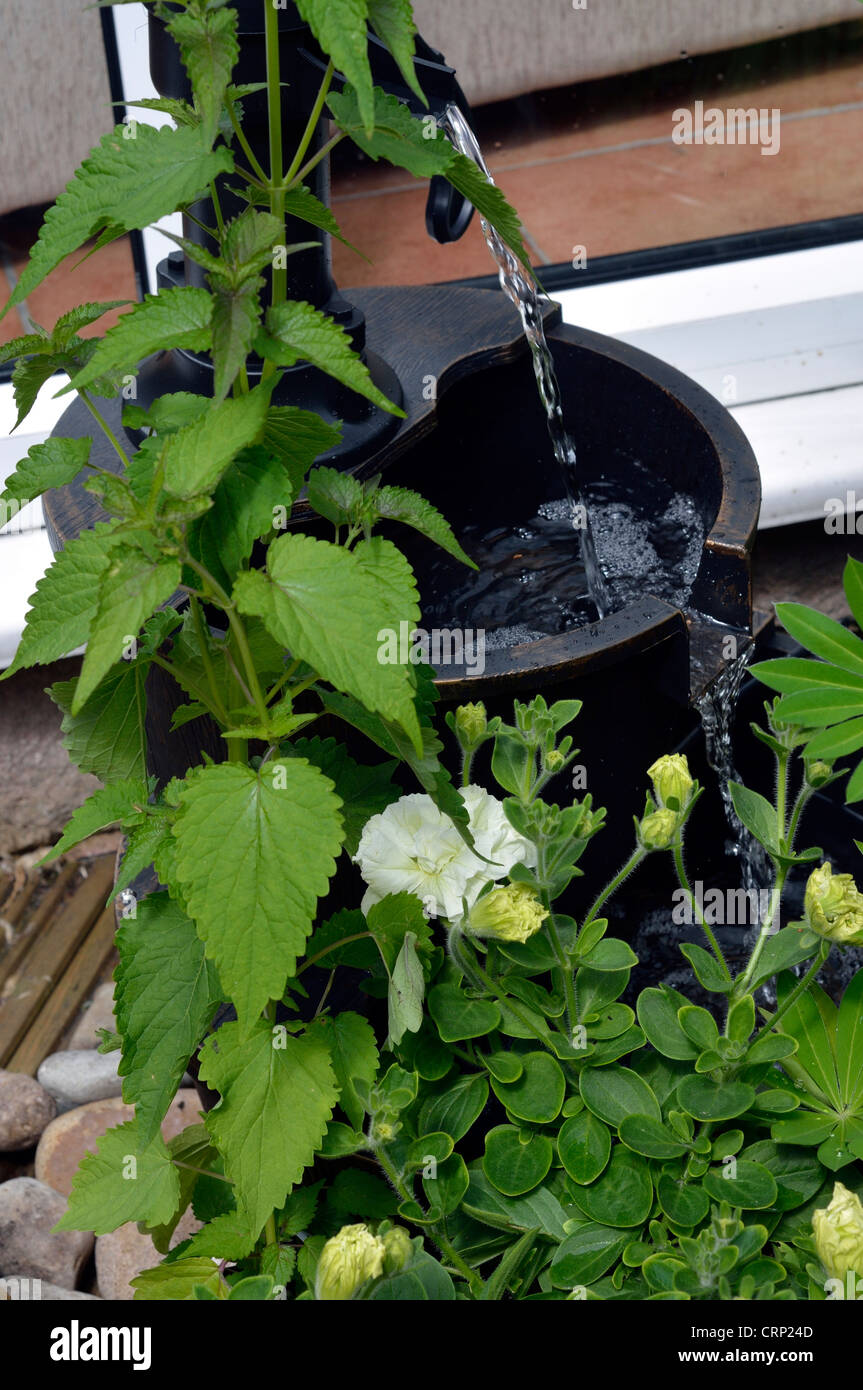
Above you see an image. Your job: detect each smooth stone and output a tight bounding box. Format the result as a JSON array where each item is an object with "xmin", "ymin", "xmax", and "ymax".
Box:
[
  {"xmin": 0, "ymin": 1070, "xmax": 57, "ymax": 1151},
  {"xmin": 96, "ymin": 1208, "xmax": 201, "ymax": 1301},
  {"xmin": 0, "ymin": 1273, "xmax": 100, "ymax": 1300},
  {"xmin": 36, "ymin": 1090, "xmax": 202, "ymax": 1197},
  {"xmin": 37, "ymin": 1049, "xmax": 124, "ymax": 1112},
  {"xmin": 0, "ymin": 1177, "xmax": 93, "ymax": 1286},
  {"xmin": 65, "ymin": 984, "xmax": 117, "ymax": 1051}
]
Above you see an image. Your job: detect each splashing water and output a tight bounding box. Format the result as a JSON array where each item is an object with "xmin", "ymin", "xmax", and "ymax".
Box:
[
  {"xmin": 695, "ymin": 632, "xmax": 773, "ymax": 894},
  {"xmin": 442, "ymin": 104, "xmax": 611, "ymax": 618}
]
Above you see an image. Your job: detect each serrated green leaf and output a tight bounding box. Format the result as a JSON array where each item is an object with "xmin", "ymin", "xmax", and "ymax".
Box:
[
  {"xmin": 173, "ymin": 758, "xmax": 343, "ymax": 1026},
  {"xmin": 3, "ymin": 125, "xmax": 233, "ymax": 316},
  {"xmin": 373, "ymin": 485, "xmax": 476, "ymax": 568},
  {"xmin": 10, "ymin": 355, "xmax": 63, "ymax": 430},
  {"xmin": 199, "ymin": 1020, "xmax": 338, "ymax": 1230},
  {"xmin": 291, "ymin": 736, "xmax": 399, "ymax": 856},
  {"xmin": 257, "ymin": 300, "xmax": 403, "ymax": 416},
  {"xmin": 163, "ymin": 384, "xmax": 270, "ymax": 498},
  {"xmin": 367, "ymin": 0, "xmax": 424, "ymax": 104},
  {"xmin": 42, "ymin": 777, "xmax": 148, "ymax": 864},
  {"xmin": 48, "ymin": 662, "xmax": 148, "ymax": 784},
  {"xmin": 132, "ymin": 1258, "xmax": 224, "ymax": 1301},
  {"xmin": 64, "ymin": 289, "xmax": 214, "ymax": 396},
  {"xmin": 296, "ymin": 0, "xmax": 375, "ymax": 135},
  {"xmin": 1, "ymin": 521, "xmax": 120, "ymax": 679},
  {"xmin": 312, "ymin": 1011, "xmax": 379, "ymax": 1130},
  {"xmin": 211, "ymin": 284, "xmax": 260, "ymax": 401},
  {"xmin": 234, "ymin": 532, "xmax": 421, "ymax": 749},
  {"xmin": 262, "ymin": 405, "xmax": 341, "ymax": 478},
  {"xmin": 184, "ymin": 1210, "xmax": 259, "ymax": 1261},
  {"xmin": 190, "ymin": 445, "xmax": 296, "ymax": 588},
  {"xmin": 73, "ymin": 547, "xmax": 181, "ymax": 713},
  {"xmin": 1, "ymin": 436, "xmax": 91, "ymax": 506},
  {"xmin": 329, "ymin": 84, "xmax": 450, "ymax": 177},
  {"xmin": 282, "ymin": 185, "xmax": 361, "ymax": 253},
  {"xmin": 115, "ymin": 892, "xmax": 221, "ymax": 1143},
  {"xmin": 445, "ymin": 151, "xmax": 532, "ymax": 271},
  {"xmin": 167, "ymin": 4, "xmax": 239, "ymax": 145},
  {"xmin": 55, "ymin": 1120, "xmax": 180, "ymax": 1234},
  {"xmin": 328, "ymin": 86, "xmax": 530, "ymax": 268}
]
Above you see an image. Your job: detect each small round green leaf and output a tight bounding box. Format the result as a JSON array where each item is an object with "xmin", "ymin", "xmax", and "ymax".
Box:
[
  {"xmin": 490, "ymin": 1051, "xmax": 565, "ymax": 1124},
  {"xmin": 483, "ymin": 1125, "xmax": 553, "ymax": 1196},
  {"xmin": 485, "ymin": 1051, "xmax": 524, "ymax": 1083},
  {"xmin": 636, "ymin": 987, "xmax": 698, "ymax": 1060},
  {"xmin": 619, "ymin": 1113, "xmax": 689, "ymax": 1160},
  {"xmin": 427, "ymin": 984, "xmax": 501, "ymax": 1042},
  {"xmin": 703, "ymin": 1160, "xmax": 778, "ymax": 1209},
  {"xmin": 558, "ymin": 1111, "xmax": 611, "ymax": 1185},
  {"xmin": 549, "ymin": 1224, "xmax": 629, "ymax": 1289},
  {"xmin": 580, "ymin": 1064, "xmax": 661, "ymax": 1127},
  {"xmin": 569, "ymin": 1149, "xmax": 653, "ymax": 1228},
  {"xmin": 656, "ymin": 1171, "xmax": 710, "ymax": 1227},
  {"xmin": 677, "ymin": 1075, "xmax": 756, "ymax": 1121}
]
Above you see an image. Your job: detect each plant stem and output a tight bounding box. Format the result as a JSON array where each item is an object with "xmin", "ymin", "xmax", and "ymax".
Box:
[
  {"xmin": 283, "ymin": 60, "xmax": 334, "ymax": 185},
  {"xmin": 227, "ymin": 609, "xmax": 270, "ymax": 727},
  {"xmin": 733, "ymin": 865, "xmax": 788, "ymax": 998},
  {"xmin": 542, "ymin": 881, "xmax": 578, "ymax": 1035},
  {"xmin": 582, "ymin": 847, "xmax": 645, "ymax": 934},
  {"xmin": 776, "ymin": 747, "xmax": 790, "ymax": 844},
  {"xmin": 209, "ymin": 181, "xmax": 225, "ymax": 236},
  {"xmin": 450, "ymin": 929, "xmax": 552, "ymax": 1052},
  {"xmin": 151, "ymin": 654, "xmax": 218, "ymax": 720},
  {"xmin": 265, "ymin": 1215, "xmax": 277, "ymax": 1248},
  {"xmin": 189, "ymin": 595, "xmax": 228, "ymax": 724},
  {"xmin": 672, "ymin": 840, "xmax": 733, "ymax": 981},
  {"xmin": 373, "ymin": 1144, "xmax": 482, "ymax": 1294},
  {"xmin": 297, "ymin": 932, "xmax": 373, "ymax": 975},
  {"xmin": 226, "ymin": 95, "xmax": 269, "ymax": 183},
  {"xmin": 287, "ymin": 132, "xmax": 345, "ymax": 189},
  {"xmin": 265, "ymin": 0, "xmax": 286, "ymax": 310},
  {"xmin": 753, "ymin": 942, "xmax": 828, "ymax": 1038},
  {"xmin": 79, "ymin": 390, "xmax": 130, "ymax": 468}
]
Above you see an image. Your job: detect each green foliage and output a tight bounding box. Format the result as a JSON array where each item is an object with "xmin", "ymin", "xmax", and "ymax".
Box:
[
  {"xmin": 199, "ymin": 1021, "xmax": 338, "ymax": 1232},
  {"xmin": 172, "ymin": 757, "xmax": 344, "ymax": 1027},
  {"xmin": 115, "ymin": 893, "xmax": 222, "ymax": 1143},
  {"xmin": 1, "ymin": 124, "xmax": 233, "ymax": 316}
]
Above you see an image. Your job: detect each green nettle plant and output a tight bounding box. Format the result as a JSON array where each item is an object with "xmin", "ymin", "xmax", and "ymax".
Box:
[{"xmin": 2, "ymin": 0, "xmax": 863, "ymax": 1303}]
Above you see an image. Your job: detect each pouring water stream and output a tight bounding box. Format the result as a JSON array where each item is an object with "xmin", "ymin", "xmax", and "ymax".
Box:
[{"xmin": 442, "ymin": 105, "xmax": 611, "ymax": 618}]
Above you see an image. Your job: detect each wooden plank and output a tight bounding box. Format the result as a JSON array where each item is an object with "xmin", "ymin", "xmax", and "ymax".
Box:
[
  {"xmin": 0, "ymin": 869, "xmax": 39, "ymax": 931},
  {"xmin": 0, "ymin": 861, "xmax": 80, "ymax": 992},
  {"xmin": 0, "ymin": 856, "xmax": 114, "ymax": 1066},
  {"xmin": 8, "ymin": 905, "xmax": 119, "ymax": 1076}
]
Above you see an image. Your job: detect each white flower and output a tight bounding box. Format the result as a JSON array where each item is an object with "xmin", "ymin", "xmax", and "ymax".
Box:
[{"xmin": 354, "ymin": 785, "xmax": 535, "ymax": 922}]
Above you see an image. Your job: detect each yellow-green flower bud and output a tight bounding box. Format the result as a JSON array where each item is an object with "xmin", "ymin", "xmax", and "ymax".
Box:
[
  {"xmin": 467, "ymin": 882, "xmax": 549, "ymax": 944},
  {"xmin": 381, "ymin": 1226, "xmax": 413, "ymax": 1275},
  {"xmin": 805, "ymin": 760, "xmax": 834, "ymax": 789},
  {"xmin": 638, "ymin": 807, "xmax": 679, "ymax": 851},
  {"xmin": 544, "ymin": 749, "xmax": 565, "ymax": 772},
  {"xmin": 455, "ymin": 702, "xmax": 487, "ymax": 746},
  {"xmin": 647, "ymin": 753, "xmax": 694, "ymax": 812},
  {"xmin": 804, "ymin": 864, "xmax": 863, "ymax": 947},
  {"xmin": 813, "ymin": 1183, "xmax": 863, "ymax": 1283},
  {"xmin": 315, "ymin": 1223, "xmax": 385, "ymax": 1301}
]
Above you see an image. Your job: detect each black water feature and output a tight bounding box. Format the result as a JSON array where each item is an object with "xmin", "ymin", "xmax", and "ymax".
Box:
[{"xmin": 42, "ymin": 3, "xmax": 766, "ymax": 1035}]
